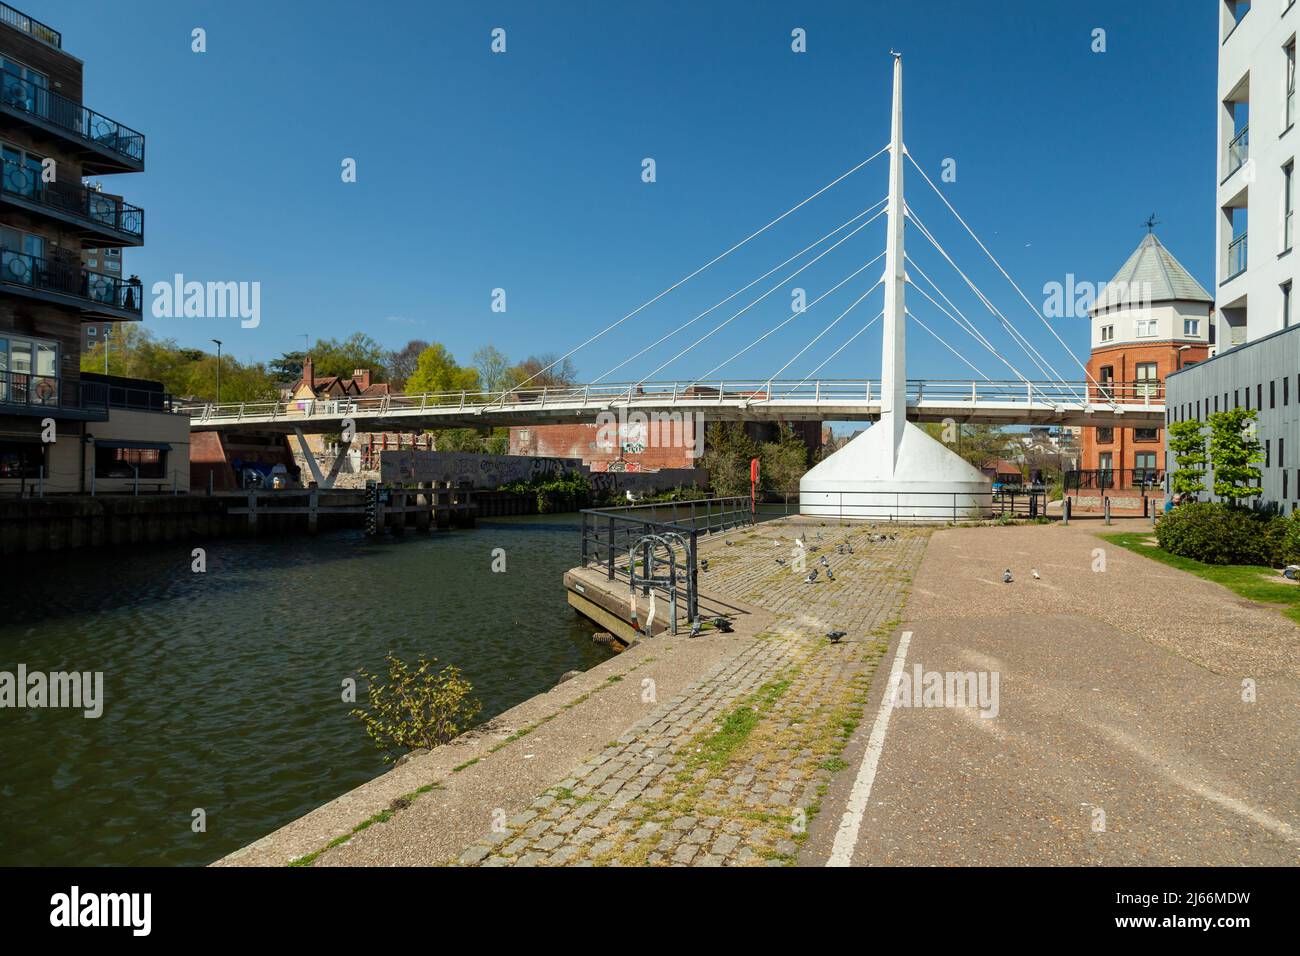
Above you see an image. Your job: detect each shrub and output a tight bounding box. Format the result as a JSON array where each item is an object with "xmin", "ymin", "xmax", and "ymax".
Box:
[
  {"xmin": 1279, "ymin": 510, "xmax": 1300, "ymax": 566},
  {"xmin": 351, "ymin": 653, "xmax": 482, "ymax": 762},
  {"xmin": 1155, "ymin": 502, "xmax": 1281, "ymax": 566}
]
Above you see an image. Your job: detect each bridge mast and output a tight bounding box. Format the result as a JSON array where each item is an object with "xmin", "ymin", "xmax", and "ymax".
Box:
[{"xmin": 880, "ymin": 52, "xmax": 907, "ymax": 474}]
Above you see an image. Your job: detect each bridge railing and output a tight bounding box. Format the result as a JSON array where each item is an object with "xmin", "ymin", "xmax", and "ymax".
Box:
[{"xmin": 177, "ymin": 378, "xmax": 1166, "ymax": 423}]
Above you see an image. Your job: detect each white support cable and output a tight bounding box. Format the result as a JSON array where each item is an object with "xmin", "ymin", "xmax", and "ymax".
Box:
[
  {"xmin": 591, "ymin": 198, "xmax": 887, "ymax": 383},
  {"xmin": 795, "ymin": 311, "xmax": 885, "ymax": 385},
  {"xmin": 504, "ymin": 145, "xmax": 891, "ymax": 397},
  {"xmin": 761, "ymin": 276, "xmax": 883, "ymax": 389},
  {"xmin": 693, "ymin": 252, "xmax": 887, "ymax": 384},
  {"xmin": 904, "ymin": 309, "xmax": 992, "ymax": 381},
  {"xmin": 904, "ymin": 258, "xmax": 1028, "ymax": 383},
  {"xmin": 905, "ymin": 204, "xmax": 1064, "ymax": 384},
  {"xmin": 906, "ymin": 205, "xmax": 1064, "ymax": 386},
  {"xmin": 905, "ymin": 148, "xmax": 1105, "ymax": 396},
  {"xmin": 633, "ymin": 204, "xmax": 889, "ymax": 387}
]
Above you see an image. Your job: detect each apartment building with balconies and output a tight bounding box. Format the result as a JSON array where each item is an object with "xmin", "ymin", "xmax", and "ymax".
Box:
[
  {"xmin": 1165, "ymin": 1, "xmax": 1300, "ymax": 513},
  {"xmin": 0, "ymin": 3, "xmax": 187, "ymax": 493}
]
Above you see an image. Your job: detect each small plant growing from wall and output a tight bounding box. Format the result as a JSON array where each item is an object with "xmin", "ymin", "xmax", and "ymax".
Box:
[{"xmin": 351, "ymin": 653, "xmax": 482, "ymax": 762}]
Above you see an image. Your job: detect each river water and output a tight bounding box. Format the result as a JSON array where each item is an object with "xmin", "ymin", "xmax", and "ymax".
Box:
[{"xmin": 0, "ymin": 514, "xmax": 610, "ymax": 866}]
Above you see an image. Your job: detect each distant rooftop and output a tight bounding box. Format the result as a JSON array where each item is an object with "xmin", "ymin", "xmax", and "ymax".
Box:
[
  {"xmin": 1094, "ymin": 233, "xmax": 1213, "ymax": 310},
  {"xmin": 0, "ymin": 2, "xmax": 60, "ymax": 48}
]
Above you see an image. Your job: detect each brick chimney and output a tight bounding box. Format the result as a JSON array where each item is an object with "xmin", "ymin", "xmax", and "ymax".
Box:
[
  {"xmin": 302, "ymin": 354, "xmax": 314, "ymax": 388},
  {"xmin": 353, "ymin": 368, "xmax": 371, "ymax": 390}
]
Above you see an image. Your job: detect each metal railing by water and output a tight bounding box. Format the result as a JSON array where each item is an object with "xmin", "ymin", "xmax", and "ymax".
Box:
[
  {"xmin": 1, "ymin": 158, "xmax": 144, "ymax": 239},
  {"xmin": 797, "ymin": 488, "xmax": 1045, "ymax": 521},
  {"xmin": 580, "ymin": 496, "xmax": 754, "ymax": 623},
  {"xmin": 0, "ymin": 73, "xmax": 144, "ymax": 166}
]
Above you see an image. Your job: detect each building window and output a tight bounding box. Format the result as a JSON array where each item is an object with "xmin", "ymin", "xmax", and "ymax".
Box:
[
  {"xmin": 1134, "ymin": 428, "xmax": 1159, "ymax": 442},
  {"xmin": 0, "ymin": 439, "xmax": 43, "ymax": 478},
  {"xmin": 1135, "ymin": 318, "xmax": 1158, "ymax": 337},
  {"xmin": 1135, "ymin": 362, "xmax": 1158, "ymax": 398},
  {"xmin": 1286, "ymin": 161, "xmax": 1296, "ymax": 251},
  {"xmin": 85, "ymin": 326, "xmax": 97, "ymax": 337},
  {"xmin": 0, "ymin": 333, "xmax": 59, "ymax": 406},
  {"xmin": 1285, "ymin": 281, "xmax": 1294, "ymax": 328},
  {"xmin": 94, "ymin": 446, "xmax": 167, "ymax": 480},
  {"xmin": 1272, "ymin": 380, "xmax": 1278, "ymax": 408},
  {"xmin": 1096, "ymin": 427, "xmax": 1114, "ymax": 444},
  {"xmin": 1267, "ymin": 439, "xmax": 1272, "ymax": 468},
  {"xmin": 1258, "ymin": 382, "xmax": 1264, "ymax": 408},
  {"xmin": 1288, "ymin": 38, "xmax": 1297, "ymax": 130},
  {"xmin": 1183, "ymin": 318, "xmax": 1200, "ymax": 336},
  {"xmin": 1100, "ymin": 325, "xmax": 1114, "ymax": 342}
]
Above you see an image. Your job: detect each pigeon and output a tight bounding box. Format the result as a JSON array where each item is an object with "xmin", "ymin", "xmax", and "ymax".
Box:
[
  {"xmin": 776, "ymin": 557, "xmax": 786, "ymax": 566},
  {"xmin": 826, "ymin": 630, "xmax": 847, "ymax": 643},
  {"xmin": 700, "ymin": 559, "xmax": 709, "ymax": 572},
  {"xmin": 1031, "ymin": 568, "xmax": 1040, "ymax": 580},
  {"xmin": 819, "ymin": 555, "xmax": 829, "ymax": 566},
  {"xmin": 836, "ymin": 544, "xmax": 845, "ymax": 555},
  {"xmin": 845, "ymin": 542, "xmax": 854, "ymax": 554},
  {"xmin": 724, "ymin": 539, "xmax": 733, "ymax": 546},
  {"xmin": 809, "ymin": 545, "xmax": 820, "ymax": 553},
  {"xmin": 804, "ymin": 569, "xmax": 819, "ymax": 583},
  {"xmin": 825, "ymin": 568, "xmax": 835, "ymax": 581},
  {"xmin": 1003, "ymin": 568, "xmax": 1013, "ymax": 584},
  {"xmin": 713, "ymin": 617, "xmax": 733, "ymax": 633},
  {"xmin": 689, "ymin": 619, "xmax": 702, "ymax": 637}
]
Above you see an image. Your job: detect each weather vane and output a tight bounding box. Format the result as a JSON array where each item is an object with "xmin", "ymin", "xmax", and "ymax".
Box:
[{"xmin": 1143, "ymin": 213, "xmax": 1160, "ymax": 234}]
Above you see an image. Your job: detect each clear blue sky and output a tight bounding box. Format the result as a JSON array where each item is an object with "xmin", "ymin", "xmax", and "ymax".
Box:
[{"xmin": 38, "ymin": 0, "xmax": 1215, "ymax": 382}]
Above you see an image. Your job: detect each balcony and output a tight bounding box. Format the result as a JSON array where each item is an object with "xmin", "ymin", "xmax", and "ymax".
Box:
[
  {"xmin": 1227, "ymin": 232, "xmax": 1248, "ymax": 280},
  {"xmin": 0, "ymin": 159, "xmax": 143, "ymax": 245},
  {"xmin": 0, "ymin": 3, "xmax": 59, "ymax": 47},
  {"xmin": 0, "ymin": 247, "xmax": 143, "ymax": 319},
  {"xmin": 1227, "ymin": 125, "xmax": 1249, "ymax": 177},
  {"xmin": 0, "ymin": 370, "xmax": 109, "ymax": 421},
  {"xmin": 0, "ymin": 74, "xmax": 144, "ymax": 174}
]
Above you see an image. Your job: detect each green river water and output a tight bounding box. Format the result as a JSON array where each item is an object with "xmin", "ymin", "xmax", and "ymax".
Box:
[{"xmin": 0, "ymin": 514, "xmax": 611, "ymax": 866}]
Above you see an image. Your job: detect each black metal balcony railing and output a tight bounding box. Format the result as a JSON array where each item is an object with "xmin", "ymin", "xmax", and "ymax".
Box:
[
  {"xmin": 0, "ymin": 158, "xmax": 143, "ymax": 240},
  {"xmin": 0, "ymin": 73, "xmax": 144, "ymax": 166},
  {"xmin": 0, "ymin": 370, "xmax": 105, "ymax": 414},
  {"xmin": 0, "ymin": 3, "xmax": 59, "ymax": 47},
  {"xmin": 1065, "ymin": 468, "xmax": 1165, "ymax": 493},
  {"xmin": 0, "ymin": 247, "xmax": 143, "ymax": 314}
]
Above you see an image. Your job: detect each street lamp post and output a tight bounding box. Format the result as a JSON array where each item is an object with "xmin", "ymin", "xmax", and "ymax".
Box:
[{"xmin": 212, "ymin": 339, "xmax": 223, "ymax": 404}]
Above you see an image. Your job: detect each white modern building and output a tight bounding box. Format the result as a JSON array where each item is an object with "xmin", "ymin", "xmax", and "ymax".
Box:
[
  {"xmin": 1164, "ymin": 1, "xmax": 1300, "ymax": 513},
  {"xmin": 1215, "ymin": 0, "xmax": 1298, "ymax": 345}
]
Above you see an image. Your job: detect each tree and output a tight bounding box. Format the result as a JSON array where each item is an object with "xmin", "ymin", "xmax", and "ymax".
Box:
[
  {"xmin": 1207, "ymin": 408, "xmax": 1264, "ymax": 505},
  {"xmin": 508, "ymin": 353, "xmax": 577, "ymax": 389},
  {"xmin": 472, "ymin": 345, "xmax": 513, "ymax": 394},
  {"xmin": 702, "ymin": 422, "xmax": 758, "ymax": 497},
  {"xmin": 309, "ymin": 333, "xmax": 389, "ymax": 381},
  {"xmin": 759, "ymin": 424, "xmax": 809, "ymax": 505},
  {"xmin": 269, "ymin": 350, "xmax": 305, "ymax": 384},
  {"xmin": 80, "ymin": 326, "xmax": 278, "ymax": 401},
  {"xmin": 386, "ymin": 339, "xmax": 430, "ymax": 391},
  {"xmin": 405, "ymin": 343, "xmax": 480, "ymax": 397},
  {"xmin": 919, "ymin": 422, "xmax": 1013, "ymax": 471},
  {"xmin": 1168, "ymin": 418, "xmax": 1208, "ymax": 498}
]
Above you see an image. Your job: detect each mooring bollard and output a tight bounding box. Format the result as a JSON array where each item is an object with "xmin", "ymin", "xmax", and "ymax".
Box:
[
  {"xmin": 1062, "ymin": 497, "xmax": 1070, "ymax": 526},
  {"xmin": 1103, "ymin": 496, "xmax": 1112, "ymax": 526}
]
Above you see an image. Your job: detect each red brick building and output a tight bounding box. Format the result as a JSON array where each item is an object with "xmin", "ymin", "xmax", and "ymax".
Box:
[
  {"xmin": 510, "ymin": 420, "xmax": 822, "ymax": 472},
  {"xmin": 1078, "ymin": 234, "xmax": 1212, "ymax": 505}
]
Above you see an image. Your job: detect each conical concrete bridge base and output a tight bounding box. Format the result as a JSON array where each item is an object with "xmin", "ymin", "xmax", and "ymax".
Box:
[{"xmin": 800, "ymin": 419, "xmax": 992, "ymax": 522}]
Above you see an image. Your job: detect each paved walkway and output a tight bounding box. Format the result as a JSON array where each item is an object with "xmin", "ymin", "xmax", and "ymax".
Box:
[
  {"xmin": 451, "ymin": 522, "xmax": 927, "ymax": 866},
  {"xmin": 800, "ymin": 519, "xmax": 1300, "ymax": 866}
]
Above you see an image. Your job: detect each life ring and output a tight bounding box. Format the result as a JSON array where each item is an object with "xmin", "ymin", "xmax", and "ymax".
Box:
[{"xmin": 34, "ymin": 378, "xmax": 56, "ymax": 401}]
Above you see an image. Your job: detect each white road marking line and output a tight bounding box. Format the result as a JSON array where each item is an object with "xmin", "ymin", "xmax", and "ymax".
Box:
[{"xmin": 826, "ymin": 629, "xmax": 912, "ymax": 867}]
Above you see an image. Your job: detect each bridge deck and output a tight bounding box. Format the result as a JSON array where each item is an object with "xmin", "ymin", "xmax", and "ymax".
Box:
[{"xmin": 178, "ymin": 380, "xmax": 1166, "ymax": 433}]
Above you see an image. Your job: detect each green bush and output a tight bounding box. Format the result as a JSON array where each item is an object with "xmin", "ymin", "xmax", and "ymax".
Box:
[
  {"xmin": 1155, "ymin": 502, "xmax": 1281, "ymax": 566},
  {"xmin": 1278, "ymin": 510, "xmax": 1300, "ymax": 566},
  {"xmin": 351, "ymin": 653, "xmax": 482, "ymax": 762}
]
